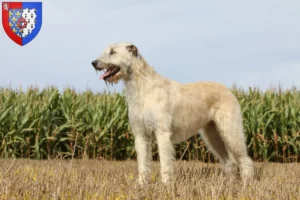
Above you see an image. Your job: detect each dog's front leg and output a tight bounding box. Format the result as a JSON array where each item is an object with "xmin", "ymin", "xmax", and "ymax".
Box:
[
  {"xmin": 155, "ymin": 130, "xmax": 175, "ymax": 184},
  {"xmin": 134, "ymin": 134, "xmax": 152, "ymax": 185}
]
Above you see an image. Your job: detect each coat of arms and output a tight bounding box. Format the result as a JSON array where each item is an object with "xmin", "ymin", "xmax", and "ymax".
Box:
[{"xmin": 2, "ymin": 2, "xmax": 42, "ymax": 46}]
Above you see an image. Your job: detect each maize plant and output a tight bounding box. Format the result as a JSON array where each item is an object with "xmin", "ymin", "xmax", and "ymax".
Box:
[{"xmin": 0, "ymin": 85, "xmax": 299, "ymax": 162}]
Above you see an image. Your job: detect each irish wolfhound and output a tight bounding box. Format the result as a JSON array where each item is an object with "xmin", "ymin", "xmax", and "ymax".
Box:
[{"xmin": 91, "ymin": 42, "xmax": 254, "ymax": 185}]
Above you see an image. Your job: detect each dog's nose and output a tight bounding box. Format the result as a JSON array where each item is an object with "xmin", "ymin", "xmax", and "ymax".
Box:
[{"xmin": 92, "ymin": 60, "xmax": 98, "ymax": 68}]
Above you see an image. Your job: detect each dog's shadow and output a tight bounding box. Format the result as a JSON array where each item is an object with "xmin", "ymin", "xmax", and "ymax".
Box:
[{"xmin": 174, "ymin": 163, "xmax": 263, "ymax": 181}]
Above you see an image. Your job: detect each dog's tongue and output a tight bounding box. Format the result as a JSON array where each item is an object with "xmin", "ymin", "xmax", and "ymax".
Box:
[{"xmin": 99, "ymin": 70, "xmax": 111, "ymax": 80}]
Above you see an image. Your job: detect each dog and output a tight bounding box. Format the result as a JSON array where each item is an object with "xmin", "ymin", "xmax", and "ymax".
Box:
[{"xmin": 91, "ymin": 42, "xmax": 254, "ymax": 185}]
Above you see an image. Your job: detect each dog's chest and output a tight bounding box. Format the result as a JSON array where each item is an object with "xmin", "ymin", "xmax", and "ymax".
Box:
[
  {"xmin": 128, "ymin": 103, "xmax": 157, "ymax": 135},
  {"xmin": 125, "ymin": 86, "xmax": 172, "ymax": 135}
]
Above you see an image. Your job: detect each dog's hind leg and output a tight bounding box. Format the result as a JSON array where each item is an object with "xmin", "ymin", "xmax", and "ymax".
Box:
[
  {"xmin": 202, "ymin": 121, "xmax": 238, "ymax": 176},
  {"xmin": 213, "ymin": 107, "xmax": 254, "ymax": 183}
]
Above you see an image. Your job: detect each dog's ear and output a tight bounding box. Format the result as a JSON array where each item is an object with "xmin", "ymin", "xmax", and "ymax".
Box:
[{"xmin": 126, "ymin": 45, "xmax": 138, "ymax": 57}]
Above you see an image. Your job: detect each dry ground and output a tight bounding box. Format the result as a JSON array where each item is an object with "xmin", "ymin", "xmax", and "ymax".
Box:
[{"xmin": 0, "ymin": 159, "xmax": 299, "ymax": 200}]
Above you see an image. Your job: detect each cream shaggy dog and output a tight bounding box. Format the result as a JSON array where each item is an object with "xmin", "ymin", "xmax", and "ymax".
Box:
[{"xmin": 91, "ymin": 42, "xmax": 254, "ymax": 185}]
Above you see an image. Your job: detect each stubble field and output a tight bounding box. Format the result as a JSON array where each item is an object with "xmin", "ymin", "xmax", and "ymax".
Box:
[{"xmin": 0, "ymin": 159, "xmax": 299, "ymax": 200}]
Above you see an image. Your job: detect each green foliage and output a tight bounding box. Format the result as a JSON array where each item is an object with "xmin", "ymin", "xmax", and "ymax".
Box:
[{"xmin": 0, "ymin": 86, "xmax": 299, "ymax": 162}]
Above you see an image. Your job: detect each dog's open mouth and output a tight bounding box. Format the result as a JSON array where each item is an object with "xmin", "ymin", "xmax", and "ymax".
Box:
[{"xmin": 98, "ymin": 66, "xmax": 121, "ymax": 81}]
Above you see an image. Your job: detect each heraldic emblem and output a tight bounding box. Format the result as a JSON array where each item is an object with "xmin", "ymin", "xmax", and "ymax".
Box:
[{"xmin": 2, "ymin": 2, "xmax": 42, "ymax": 46}]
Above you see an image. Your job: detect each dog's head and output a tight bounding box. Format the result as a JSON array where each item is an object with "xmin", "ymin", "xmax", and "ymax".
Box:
[{"xmin": 91, "ymin": 42, "xmax": 139, "ymax": 84}]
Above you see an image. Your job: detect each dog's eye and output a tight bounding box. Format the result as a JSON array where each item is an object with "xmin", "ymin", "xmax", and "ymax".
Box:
[{"xmin": 109, "ymin": 49, "xmax": 116, "ymax": 55}]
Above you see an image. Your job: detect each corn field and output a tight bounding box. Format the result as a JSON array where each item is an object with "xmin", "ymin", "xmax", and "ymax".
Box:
[{"xmin": 0, "ymin": 86, "xmax": 299, "ymax": 162}]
